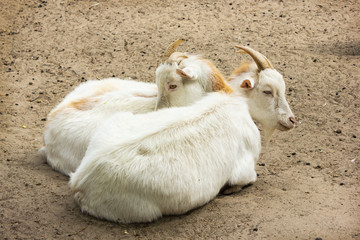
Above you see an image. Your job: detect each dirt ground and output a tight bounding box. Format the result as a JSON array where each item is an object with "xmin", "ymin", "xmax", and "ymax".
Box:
[{"xmin": 1, "ymin": 0, "xmax": 359, "ymax": 239}]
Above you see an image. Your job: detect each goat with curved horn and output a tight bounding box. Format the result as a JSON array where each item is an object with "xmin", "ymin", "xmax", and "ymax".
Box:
[
  {"xmin": 235, "ymin": 45, "xmax": 274, "ymax": 70},
  {"xmin": 41, "ymin": 39, "xmax": 230, "ymax": 176},
  {"xmin": 162, "ymin": 39, "xmax": 185, "ymax": 62},
  {"xmin": 228, "ymin": 45, "xmax": 295, "ymax": 142}
]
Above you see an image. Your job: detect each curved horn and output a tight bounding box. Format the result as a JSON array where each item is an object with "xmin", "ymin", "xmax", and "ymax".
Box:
[
  {"xmin": 162, "ymin": 39, "xmax": 185, "ymax": 62},
  {"xmin": 235, "ymin": 45, "xmax": 274, "ymax": 70}
]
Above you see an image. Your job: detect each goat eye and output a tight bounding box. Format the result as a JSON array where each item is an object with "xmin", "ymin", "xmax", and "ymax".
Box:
[
  {"xmin": 263, "ymin": 90, "xmax": 273, "ymax": 96},
  {"xmin": 169, "ymin": 85, "xmax": 177, "ymax": 90}
]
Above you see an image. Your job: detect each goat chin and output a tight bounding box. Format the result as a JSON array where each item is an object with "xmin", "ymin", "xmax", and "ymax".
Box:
[{"xmin": 277, "ymin": 123, "xmax": 293, "ymax": 131}]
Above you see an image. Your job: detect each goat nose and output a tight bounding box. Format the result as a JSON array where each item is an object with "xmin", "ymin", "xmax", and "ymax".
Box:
[{"xmin": 289, "ymin": 116, "xmax": 296, "ymax": 125}]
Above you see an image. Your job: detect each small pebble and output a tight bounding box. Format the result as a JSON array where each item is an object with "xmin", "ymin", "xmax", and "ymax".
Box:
[{"xmin": 335, "ymin": 129, "xmax": 342, "ymax": 134}]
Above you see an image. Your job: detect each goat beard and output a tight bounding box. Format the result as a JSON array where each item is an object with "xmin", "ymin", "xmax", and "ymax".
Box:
[
  {"xmin": 263, "ymin": 126, "xmax": 275, "ymax": 146},
  {"xmin": 262, "ymin": 126, "xmax": 275, "ymax": 162}
]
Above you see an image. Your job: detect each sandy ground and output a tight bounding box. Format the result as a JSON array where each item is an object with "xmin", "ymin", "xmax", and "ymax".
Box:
[{"xmin": 1, "ymin": 0, "xmax": 359, "ymax": 239}]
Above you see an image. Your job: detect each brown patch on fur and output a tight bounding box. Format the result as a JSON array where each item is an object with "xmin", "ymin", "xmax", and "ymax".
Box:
[
  {"xmin": 47, "ymin": 97, "xmax": 98, "ymax": 121},
  {"xmin": 95, "ymin": 84, "xmax": 119, "ymax": 96},
  {"xmin": 133, "ymin": 93, "xmax": 157, "ymax": 98},
  {"xmin": 227, "ymin": 61, "xmax": 252, "ymax": 81},
  {"xmin": 202, "ymin": 59, "xmax": 234, "ymax": 94},
  {"xmin": 69, "ymin": 98, "xmax": 98, "ymax": 110},
  {"xmin": 47, "ymin": 84, "xmax": 118, "ymax": 121}
]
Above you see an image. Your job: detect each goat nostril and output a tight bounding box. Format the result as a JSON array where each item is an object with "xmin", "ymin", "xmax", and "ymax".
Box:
[{"xmin": 289, "ymin": 116, "xmax": 296, "ymax": 124}]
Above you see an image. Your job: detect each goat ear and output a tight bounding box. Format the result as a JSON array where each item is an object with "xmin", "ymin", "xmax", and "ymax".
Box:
[
  {"xmin": 240, "ymin": 79, "xmax": 253, "ymax": 89},
  {"xmin": 176, "ymin": 68, "xmax": 195, "ymax": 79}
]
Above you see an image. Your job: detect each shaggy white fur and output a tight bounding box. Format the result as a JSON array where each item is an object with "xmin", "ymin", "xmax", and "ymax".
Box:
[{"xmin": 69, "ymin": 92, "xmax": 261, "ymax": 223}]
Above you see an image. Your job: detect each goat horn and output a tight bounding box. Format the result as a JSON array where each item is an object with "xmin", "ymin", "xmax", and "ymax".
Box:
[
  {"xmin": 162, "ymin": 39, "xmax": 185, "ymax": 62},
  {"xmin": 235, "ymin": 45, "xmax": 274, "ymax": 70}
]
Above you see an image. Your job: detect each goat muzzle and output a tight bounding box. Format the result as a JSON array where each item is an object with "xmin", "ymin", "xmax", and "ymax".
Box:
[{"xmin": 278, "ymin": 116, "xmax": 296, "ymax": 131}]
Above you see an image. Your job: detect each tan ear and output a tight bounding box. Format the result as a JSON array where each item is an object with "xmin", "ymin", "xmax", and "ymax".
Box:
[
  {"xmin": 240, "ymin": 79, "xmax": 253, "ymax": 89},
  {"xmin": 176, "ymin": 68, "xmax": 195, "ymax": 79},
  {"xmin": 176, "ymin": 68, "xmax": 189, "ymax": 78}
]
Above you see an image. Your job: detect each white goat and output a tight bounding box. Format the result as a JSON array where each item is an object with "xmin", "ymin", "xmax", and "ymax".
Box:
[
  {"xmin": 227, "ymin": 46, "xmax": 295, "ymax": 140},
  {"xmin": 40, "ymin": 40, "xmax": 231, "ymax": 176},
  {"xmin": 68, "ymin": 46, "xmax": 296, "ymax": 223},
  {"xmin": 69, "ymin": 91, "xmax": 260, "ymax": 223}
]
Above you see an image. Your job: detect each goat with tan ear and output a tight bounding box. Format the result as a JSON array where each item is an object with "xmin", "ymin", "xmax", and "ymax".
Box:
[
  {"xmin": 227, "ymin": 46, "xmax": 295, "ymax": 141},
  {"xmin": 68, "ymin": 46, "xmax": 296, "ymax": 223},
  {"xmin": 40, "ymin": 40, "xmax": 230, "ymax": 176}
]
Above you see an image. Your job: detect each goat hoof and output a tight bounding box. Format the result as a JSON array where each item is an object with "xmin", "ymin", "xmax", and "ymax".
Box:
[{"xmin": 222, "ymin": 185, "xmax": 243, "ymax": 195}]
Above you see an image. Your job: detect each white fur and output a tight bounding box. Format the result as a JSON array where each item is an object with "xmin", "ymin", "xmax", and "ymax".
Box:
[
  {"xmin": 42, "ymin": 79, "xmax": 157, "ymax": 175},
  {"xmin": 69, "ymin": 92, "xmax": 261, "ymax": 223},
  {"xmin": 42, "ymin": 54, "xmax": 223, "ymax": 176},
  {"xmin": 66, "ymin": 49, "xmax": 295, "ymax": 223}
]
